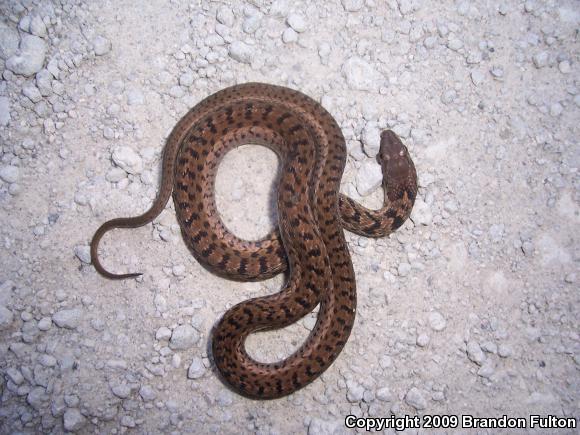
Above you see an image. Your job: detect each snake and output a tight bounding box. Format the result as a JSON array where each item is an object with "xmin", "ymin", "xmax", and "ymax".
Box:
[{"xmin": 90, "ymin": 83, "xmax": 418, "ymax": 400}]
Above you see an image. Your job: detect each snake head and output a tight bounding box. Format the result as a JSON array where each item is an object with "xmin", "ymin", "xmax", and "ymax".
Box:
[{"xmin": 377, "ymin": 130, "xmax": 413, "ymax": 180}]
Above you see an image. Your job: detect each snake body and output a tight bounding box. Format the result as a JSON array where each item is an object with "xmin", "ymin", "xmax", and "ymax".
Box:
[{"xmin": 90, "ymin": 83, "xmax": 417, "ymax": 399}]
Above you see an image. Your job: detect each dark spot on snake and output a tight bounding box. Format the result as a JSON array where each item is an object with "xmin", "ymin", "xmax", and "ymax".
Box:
[{"xmin": 237, "ymin": 258, "xmax": 248, "ymax": 275}]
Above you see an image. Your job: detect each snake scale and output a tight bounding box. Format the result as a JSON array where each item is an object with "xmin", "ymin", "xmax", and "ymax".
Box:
[{"xmin": 90, "ymin": 83, "xmax": 417, "ymax": 400}]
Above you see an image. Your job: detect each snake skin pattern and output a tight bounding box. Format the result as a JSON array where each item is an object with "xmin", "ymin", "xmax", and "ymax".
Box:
[{"xmin": 90, "ymin": 83, "xmax": 418, "ymax": 399}]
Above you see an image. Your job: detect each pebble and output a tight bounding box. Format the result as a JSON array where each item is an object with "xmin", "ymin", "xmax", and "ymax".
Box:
[
  {"xmin": 346, "ymin": 379, "xmax": 364, "ymax": 402},
  {"xmin": 416, "ymin": 333, "xmax": 430, "ymax": 347},
  {"xmin": 532, "ymin": 51, "xmax": 548, "ymax": 68},
  {"xmin": 308, "ymin": 418, "xmax": 341, "ymax": 435},
  {"xmin": 122, "ymin": 415, "xmax": 140, "ymax": 429},
  {"xmin": 187, "ymin": 357, "xmax": 206, "ymax": 379},
  {"xmin": 22, "ymin": 84, "xmax": 43, "ymax": 103},
  {"xmin": 0, "ymin": 165, "xmax": 20, "ymax": 183},
  {"xmin": 342, "ymin": 57, "xmax": 383, "ymax": 91},
  {"xmin": 0, "ymin": 305, "xmax": 15, "ymax": 330},
  {"xmin": 341, "ymin": 0, "xmax": 364, "ymax": 12},
  {"xmin": 0, "ymin": 21, "xmax": 20, "ymax": 60},
  {"xmin": 36, "ymin": 316, "xmax": 51, "ymax": 331},
  {"xmin": 6, "ymin": 35, "xmax": 47, "ymax": 76},
  {"xmin": 470, "ymin": 70, "xmax": 485, "ymax": 85},
  {"xmin": 52, "ymin": 309, "xmax": 82, "ymax": 329},
  {"xmin": 6, "ymin": 367, "xmax": 24, "ymax": 385},
  {"xmin": 498, "ymin": 343, "xmax": 513, "ymax": 358},
  {"xmin": 93, "ymin": 35, "xmax": 112, "ymax": 56},
  {"xmin": 155, "ymin": 326, "xmax": 172, "ymax": 341},
  {"xmin": 355, "ymin": 159, "xmax": 383, "ymax": 196},
  {"xmin": 74, "ymin": 245, "xmax": 91, "ymax": 264},
  {"xmin": 111, "ymin": 383, "xmax": 132, "ymax": 399},
  {"xmin": 428, "ymin": 311, "xmax": 446, "ymax": 331},
  {"xmin": 405, "ymin": 387, "xmax": 427, "ymax": 410},
  {"xmin": 376, "ymin": 387, "xmax": 392, "ymax": 402},
  {"xmin": 287, "ymin": 14, "xmax": 307, "ymax": 33},
  {"xmin": 466, "ymin": 341, "xmax": 486, "ymax": 366},
  {"xmin": 549, "ymin": 102, "xmax": 563, "ymax": 117},
  {"xmin": 361, "ymin": 121, "xmax": 381, "ymax": 156},
  {"xmin": 216, "ymin": 5, "xmax": 235, "ymax": 27},
  {"xmin": 282, "ymin": 28, "xmax": 298, "ymax": 44},
  {"xmin": 139, "ymin": 385, "xmax": 157, "ymax": 401},
  {"xmin": 0, "ymin": 97, "xmax": 10, "ymax": 126},
  {"xmin": 228, "ymin": 41, "xmax": 254, "ymax": 64},
  {"xmin": 169, "ymin": 325, "xmax": 199, "ymax": 350},
  {"xmin": 63, "ymin": 408, "xmax": 86, "ymax": 432},
  {"xmin": 477, "ymin": 361, "xmax": 495, "ymax": 379},
  {"xmin": 127, "ymin": 89, "xmax": 144, "ymax": 105},
  {"xmin": 558, "ymin": 60, "xmax": 571, "ymax": 74},
  {"xmin": 411, "ymin": 199, "xmax": 432, "ymax": 226},
  {"xmin": 179, "ymin": 71, "xmax": 194, "ymax": 87},
  {"xmin": 112, "ymin": 146, "xmax": 144, "ymax": 175},
  {"xmin": 30, "ymin": 15, "xmax": 47, "ymax": 38}
]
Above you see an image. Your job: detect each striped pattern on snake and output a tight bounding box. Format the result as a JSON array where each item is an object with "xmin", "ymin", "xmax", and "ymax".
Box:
[{"xmin": 90, "ymin": 83, "xmax": 418, "ymax": 399}]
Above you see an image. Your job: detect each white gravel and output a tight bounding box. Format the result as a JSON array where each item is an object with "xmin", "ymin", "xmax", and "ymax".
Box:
[{"xmin": 0, "ymin": 0, "xmax": 578, "ymax": 433}]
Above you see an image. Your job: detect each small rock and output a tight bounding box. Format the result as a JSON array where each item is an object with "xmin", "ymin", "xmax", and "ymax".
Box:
[
  {"xmin": 0, "ymin": 97, "xmax": 11, "ymax": 126},
  {"xmin": 22, "ymin": 83, "xmax": 43, "ymax": 103},
  {"xmin": 428, "ymin": 311, "xmax": 446, "ymax": 331},
  {"xmin": 397, "ymin": 262, "xmax": 411, "ymax": 277},
  {"xmin": 341, "ymin": 0, "xmax": 364, "ymax": 12},
  {"xmin": 155, "ymin": 326, "xmax": 172, "ymax": 341},
  {"xmin": 63, "ymin": 409, "xmax": 86, "ymax": 432},
  {"xmin": 6, "ymin": 367, "xmax": 24, "ymax": 385},
  {"xmin": 498, "ymin": 343, "xmax": 513, "ymax": 358},
  {"xmin": 229, "ymin": 41, "xmax": 254, "ymax": 64},
  {"xmin": 27, "ymin": 386, "xmax": 48, "ymax": 410},
  {"xmin": 38, "ymin": 317, "xmax": 52, "ymax": 331},
  {"xmin": 356, "ymin": 159, "xmax": 383, "ymax": 196},
  {"xmin": 169, "ymin": 325, "xmax": 199, "ymax": 350},
  {"xmin": 558, "ymin": 60, "xmax": 571, "ymax": 74},
  {"xmin": 405, "ymin": 387, "xmax": 427, "ymax": 410},
  {"xmin": 342, "ymin": 57, "xmax": 383, "ymax": 91},
  {"xmin": 93, "ymin": 35, "xmax": 112, "ymax": 56},
  {"xmin": 282, "ymin": 28, "xmax": 298, "ymax": 44},
  {"xmin": 361, "ymin": 122, "xmax": 381, "ymax": 156},
  {"xmin": 346, "ymin": 379, "xmax": 364, "ymax": 402},
  {"xmin": 127, "ymin": 89, "xmax": 144, "ymax": 105},
  {"xmin": 6, "ymin": 34, "xmax": 47, "ymax": 76},
  {"xmin": 112, "ymin": 146, "xmax": 143, "ymax": 175},
  {"xmin": 477, "ymin": 361, "xmax": 495, "ymax": 378},
  {"xmin": 139, "ymin": 385, "xmax": 157, "ymax": 401},
  {"xmin": 0, "ymin": 165, "xmax": 19, "ymax": 183},
  {"xmin": 29, "ymin": 15, "xmax": 47, "ymax": 38},
  {"xmin": 120, "ymin": 415, "xmax": 136, "ymax": 428},
  {"xmin": 187, "ymin": 357, "xmax": 205, "ymax": 379},
  {"xmin": 466, "ymin": 341, "xmax": 486, "ymax": 366},
  {"xmin": 287, "ymin": 14, "xmax": 307, "ymax": 33},
  {"xmin": 242, "ymin": 15, "xmax": 261, "ymax": 34},
  {"xmin": 74, "ymin": 245, "xmax": 91, "ymax": 264},
  {"xmin": 470, "ymin": 70, "xmax": 485, "ymax": 85},
  {"xmin": 179, "ymin": 71, "xmax": 194, "ymax": 87},
  {"xmin": 0, "ymin": 305, "xmax": 14, "ymax": 330},
  {"xmin": 0, "ymin": 21, "xmax": 20, "ymax": 60},
  {"xmin": 111, "ymin": 383, "xmax": 132, "ymax": 399},
  {"xmin": 416, "ymin": 333, "xmax": 430, "ymax": 347},
  {"xmin": 376, "ymin": 387, "xmax": 392, "ymax": 402},
  {"xmin": 411, "ymin": 199, "xmax": 432, "ymax": 225},
  {"xmin": 532, "ymin": 51, "xmax": 548, "ymax": 68},
  {"xmin": 216, "ymin": 5, "xmax": 235, "ymax": 27},
  {"xmin": 52, "ymin": 309, "xmax": 82, "ymax": 329},
  {"xmin": 549, "ymin": 102, "xmax": 563, "ymax": 117}
]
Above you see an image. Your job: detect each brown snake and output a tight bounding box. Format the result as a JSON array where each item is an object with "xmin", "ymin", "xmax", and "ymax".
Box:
[{"xmin": 90, "ymin": 83, "xmax": 417, "ymax": 399}]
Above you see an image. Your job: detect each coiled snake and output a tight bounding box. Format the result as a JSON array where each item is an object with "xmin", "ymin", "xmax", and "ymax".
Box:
[{"xmin": 90, "ymin": 83, "xmax": 417, "ymax": 399}]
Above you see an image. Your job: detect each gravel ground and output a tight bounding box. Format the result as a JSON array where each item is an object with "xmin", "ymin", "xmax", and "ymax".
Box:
[{"xmin": 1, "ymin": 0, "xmax": 579, "ymax": 433}]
